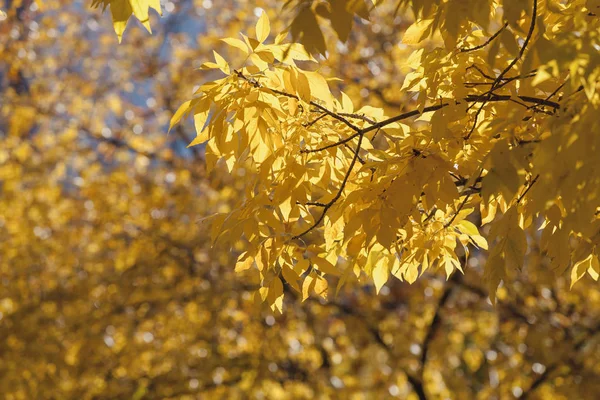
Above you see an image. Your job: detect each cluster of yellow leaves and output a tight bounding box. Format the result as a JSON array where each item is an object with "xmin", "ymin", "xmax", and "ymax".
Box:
[
  {"xmin": 171, "ymin": 13, "xmax": 495, "ymax": 311},
  {"xmin": 285, "ymin": 0, "xmax": 374, "ymax": 54},
  {"xmin": 88, "ymin": 0, "xmax": 600, "ymax": 311},
  {"xmin": 170, "ymin": 0, "xmax": 600, "ymax": 311},
  {"xmin": 91, "ymin": 0, "xmax": 161, "ymax": 41},
  {"xmin": 394, "ymin": 0, "xmax": 600, "ymax": 297}
]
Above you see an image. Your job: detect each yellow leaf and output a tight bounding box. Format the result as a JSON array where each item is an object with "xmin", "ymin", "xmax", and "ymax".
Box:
[
  {"xmin": 340, "ymin": 91, "xmax": 354, "ymax": 112},
  {"xmin": 302, "ymin": 273, "xmax": 316, "ymax": 301},
  {"xmin": 457, "ymin": 220, "xmax": 480, "ymax": 237},
  {"xmin": 279, "ymin": 197, "xmax": 293, "ymax": 220},
  {"xmin": 324, "ymin": 216, "xmax": 344, "ymax": 252},
  {"xmin": 294, "ymin": 258, "xmax": 310, "ymax": 275},
  {"xmin": 311, "ymin": 257, "xmax": 339, "ymax": 276},
  {"xmin": 571, "ymin": 253, "xmax": 594, "ymax": 288},
  {"xmin": 267, "ymin": 277, "xmax": 284, "ymax": 313},
  {"xmin": 282, "ymin": 264, "xmax": 301, "ymax": 292},
  {"xmin": 169, "ymin": 100, "xmax": 191, "ymax": 132},
  {"xmin": 405, "ymin": 265, "xmax": 419, "ymax": 284},
  {"xmin": 291, "ymin": 6, "xmax": 326, "ymax": 55},
  {"xmin": 402, "ymin": 19, "xmax": 434, "ymax": 45},
  {"xmin": 470, "ymin": 235, "xmax": 489, "ymax": 250},
  {"xmin": 94, "ymin": 0, "xmax": 161, "ymax": 42},
  {"xmin": 255, "ymin": 11, "xmax": 270, "ymax": 43},
  {"xmin": 221, "ymin": 37, "xmax": 249, "ymax": 54},
  {"xmin": 484, "ymin": 253, "xmax": 505, "ymax": 305},
  {"xmin": 589, "ymin": 255, "xmax": 600, "ymax": 281},
  {"xmin": 108, "ymin": 0, "xmax": 133, "ymax": 43},
  {"xmin": 130, "ymin": 0, "xmax": 153, "ymax": 32},
  {"xmin": 235, "ymin": 252, "xmax": 254, "ymax": 272},
  {"xmin": 296, "ymin": 71, "xmax": 312, "ymax": 103},
  {"xmin": 532, "ymin": 68, "xmax": 553, "ymax": 87},
  {"xmin": 372, "ymin": 258, "xmax": 390, "ymax": 294},
  {"xmin": 212, "ymin": 51, "xmax": 230, "ymax": 75},
  {"xmin": 314, "ymin": 275, "xmax": 328, "ymax": 300},
  {"xmin": 304, "ymin": 71, "xmax": 333, "ymax": 108}
]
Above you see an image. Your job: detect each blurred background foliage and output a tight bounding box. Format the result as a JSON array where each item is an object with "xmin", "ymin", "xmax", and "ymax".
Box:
[{"xmin": 1, "ymin": 0, "xmax": 599, "ymax": 399}]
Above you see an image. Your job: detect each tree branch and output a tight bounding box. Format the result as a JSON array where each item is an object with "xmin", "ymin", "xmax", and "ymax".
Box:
[
  {"xmin": 460, "ymin": 22, "xmax": 508, "ymax": 53},
  {"xmin": 464, "ymin": 0, "xmax": 538, "ymax": 140},
  {"xmin": 292, "ymin": 130, "xmax": 368, "ymax": 239},
  {"xmin": 420, "ymin": 274, "xmax": 459, "ymax": 369},
  {"xmin": 234, "ymin": 70, "xmax": 362, "ymax": 132},
  {"xmin": 306, "ymin": 298, "xmax": 427, "ymax": 400},
  {"xmin": 516, "ymin": 174, "xmax": 539, "ymax": 204}
]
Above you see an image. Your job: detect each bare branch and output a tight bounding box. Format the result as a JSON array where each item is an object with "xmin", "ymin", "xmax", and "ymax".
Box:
[{"xmin": 420, "ymin": 274, "xmax": 459, "ymax": 370}]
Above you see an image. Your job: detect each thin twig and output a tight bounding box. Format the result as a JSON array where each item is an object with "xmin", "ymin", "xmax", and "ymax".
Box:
[
  {"xmin": 444, "ymin": 193, "xmax": 472, "ymax": 228},
  {"xmin": 464, "ymin": 0, "xmax": 538, "ymax": 140},
  {"xmin": 495, "ymin": 0, "xmax": 538, "ymax": 85},
  {"xmin": 516, "ymin": 174, "xmax": 539, "ymax": 204},
  {"xmin": 297, "ymin": 201, "xmax": 327, "ymax": 207},
  {"xmin": 338, "ymin": 112, "xmax": 377, "ymax": 124},
  {"xmin": 292, "ymin": 131, "xmax": 368, "ymax": 239},
  {"xmin": 466, "ymin": 64, "xmax": 496, "ymax": 80},
  {"xmin": 303, "ymin": 113, "xmax": 327, "ymax": 128},
  {"xmin": 301, "ymin": 133, "xmax": 361, "ymax": 154},
  {"xmin": 344, "ymin": 143, "xmax": 366, "ymax": 165},
  {"xmin": 460, "ymin": 22, "xmax": 508, "ymax": 53},
  {"xmin": 234, "ymin": 70, "xmax": 361, "ymax": 132},
  {"xmin": 529, "ymin": 79, "xmax": 567, "ymax": 113},
  {"xmin": 302, "ymin": 93, "xmax": 558, "ymax": 154}
]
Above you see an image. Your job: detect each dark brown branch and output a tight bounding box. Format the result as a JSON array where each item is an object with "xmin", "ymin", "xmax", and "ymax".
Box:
[
  {"xmin": 307, "ymin": 298, "xmax": 427, "ymax": 400},
  {"xmin": 464, "ymin": 0, "xmax": 538, "ymax": 140},
  {"xmin": 466, "ymin": 64, "xmax": 496, "ymax": 81},
  {"xmin": 443, "ymin": 167, "xmax": 485, "ymax": 228},
  {"xmin": 444, "ymin": 193, "xmax": 472, "ymax": 228},
  {"xmin": 519, "ymin": 365, "xmax": 559, "ymax": 400},
  {"xmin": 516, "ymin": 174, "xmax": 539, "ymax": 204},
  {"xmin": 303, "ymin": 112, "xmax": 327, "ymax": 128},
  {"xmin": 496, "ymin": 0, "xmax": 538, "ymax": 85},
  {"xmin": 302, "ymin": 93, "xmax": 558, "ymax": 154},
  {"xmin": 420, "ymin": 274, "xmax": 460, "ymax": 373},
  {"xmin": 234, "ymin": 70, "xmax": 361, "ymax": 133},
  {"xmin": 298, "ymin": 201, "xmax": 327, "ymax": 207},
  {"xmin": 464, "ymin": 93, "xmax": 559, "ymax": 108},
  {"xmin": 358, "ymin": 103, "xmax": 449, "ymax": 135},
  {"xmin": 362, "ymin": 93, "xmax": 556, "ymax": 136},
  {"xmin": 338, "ymin": 112, "xmax": 377, "ymax": 124},
  {"xmin": 464, "ymin": 102, "xmax": 485, "ymax": 139},
  {"xmin": 300, "ymin": 133, "xmax": 361, "ymax": 153},
  {"xmin": 344, "ymin": 143, "xmax": 366, "ymax": 165},
  {"xmin": 464, "ymin": 70, "xmax": 537, "ymax": 89},
  {"xmin": 529, "ymin": 79, "xmax": 567, "ymax": 112},
  {"xmin": 292, "ymin": 130, "xmax": 368, "ymax": 239},
  {"xmin": 460, "ymin": 22, "xmax": 508, "ymax": 53},
  {"xmin": 544, "ymin": 80, "xmax": 567, "ymax": 102}
]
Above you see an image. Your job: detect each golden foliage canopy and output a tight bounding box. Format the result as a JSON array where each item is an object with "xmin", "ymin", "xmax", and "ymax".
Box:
[
  {"xmin": 168, "ymin": 0, "xmax": 600, "ymax": 309},
  {"xmin": 2, "ymin": 1, "xmax": 600, "ymax": 399}
]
